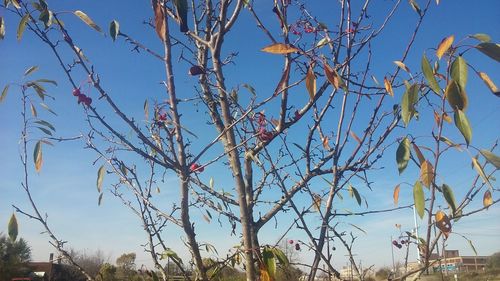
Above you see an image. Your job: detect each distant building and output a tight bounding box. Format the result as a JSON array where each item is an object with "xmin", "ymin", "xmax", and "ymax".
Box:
[
  {"xmin": 430, "ymin": 250, "xmax": 488, "ymax": 273},
  {"xmin": 11, "ymin": 254, "xmax": 87, "ymax": 281}
]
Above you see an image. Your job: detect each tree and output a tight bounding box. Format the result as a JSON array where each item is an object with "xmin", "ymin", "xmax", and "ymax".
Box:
[
  {"xmin": 116, "ymin": 252, "xmax": 137, "ymax": 280},
  {"xmin": 0, "ymin": 233, "xmax": 32, "ymax": 281},
  {"xmin": 375, "ymin": 266, "xmax": 391, "ymax": 280},
  {"xmin": 487, "ymin": 252, "xmax": 500, "ymax": 269},
  {"xmin": 96, "ymin": 263, "xmax": 117, "ymax": 281},
  {"xmin": 1, "ymin": 1, "xmax": 499, "ymax": 281},
  {"xmin": 67, "ymin": 248, "xmax": 109, "ymax": 278}
]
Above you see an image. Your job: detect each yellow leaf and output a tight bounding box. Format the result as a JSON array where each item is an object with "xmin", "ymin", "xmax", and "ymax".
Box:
[
  {"xmin": 74, "ymin": 10, "xmax": 102, "ymax": 33},
  {"xmin": 478, "ymin": 72, "xmax": 499, "ymax": 95},
  {"xmin": 312, "ymin": 193, "xmax": 322, "ymax": 212},
  {"xmin": 435, "ymin": 210, "xmax": 451, "ymax": 238},
  {"xmin": 436, "ymin": 35, "xmax": 454, "ymax": 59},
  {"xmin": 394, "ymin": 61, "xmax": 410, "ymax": 73},
  {"xmin": 393, "ymin": 184, "xmax": 400, "ymax": 206},
  {"xmin": 384, "ymin": 77, "xmax": 393, "ymax": 97},
  {"xmin": 442, "ymin": 112, "xmax": 451, "ymax": 123},
  {"xmin": 420, "ymin": 160, "xmax": 434, "ymax": 188},
  {"xmin": 260, "ymin": 266, "xmax": 272, "ymax": 281},
  {"xmin": 306, "ymin": 64, "xmax": 316, "ymax": 100},
  {"xmin": 483, "ymin": 190, "xmax": 493, "ymax": 208},
  {"xmin": 261, "ymin": 43, "xmax": 299, "ymax": 54},
  {"xmin": 472, "ymin": 157, "xmax": 493, "ymax": 190}
]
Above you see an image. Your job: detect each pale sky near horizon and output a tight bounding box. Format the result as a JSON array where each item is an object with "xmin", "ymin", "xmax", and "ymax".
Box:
[{"xmin": 1, "ymin": 0, "xmax": 499, "ymax": 273}]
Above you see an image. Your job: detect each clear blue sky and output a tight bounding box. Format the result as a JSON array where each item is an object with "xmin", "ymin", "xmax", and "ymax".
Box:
[{"xmin": 1, "ymin": 0, "xmax": 499, "ymax": 271}]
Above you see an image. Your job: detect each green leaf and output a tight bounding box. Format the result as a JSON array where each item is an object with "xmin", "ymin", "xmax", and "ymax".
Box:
[
  {"xmin": 37, "ymin": 127, "xmax": 52, "ymax": 136},
  {"xmin": 38, "ymin": 9, "xmax": 53, "ymax": 29},
  {"xmin": 476, "ymin": 43, "xmax": 500, "ymax": 62},
  {"xmin": 451, "ymin": 56, "xmax": 468, "ymax": 89},
  {"xmin": 35, "ymin": 79, "xmax": 57, "ymax": 86},
  {"xmin": 445, "ymin": 80, "xmax": 468, "ymax": 111},
  {"xmin": 271, "ymin": 247, "xmax": 289, "ymax": 266},
  {"xmin": 442, "ymin": 184, "xmax": 457, "ymax": 214},
  {"xmin": 453, "ymin": 109, "xmax": 472, "ymax": 146},
  {"xmin": 396, "ymin": 137, "xmax": 411, "ymax": 174},
  {"xmin": 98, "ymin": 193, "xmax": 103, "ymax": 206},
  {"xmin": 143, "ymin": 99, "xmax": 149, "ymax": 120},
  {"xmin": 33, "ymin": 140, "xmax": 43, "ymax": 172},
  {"xmin": 348, "ymin": 223, "xmax": 367, "ymax": 234},
  {"xmin": 470, "ymin": 33, "xmax": 491, "ymax": 43},
  {"xmin": 0, "ymin": 17, "xmax": 5, "ymax": 40},
  {"xmin": 17, "ymin": 14, "xmax": 30, "ymax": 41},
  {"xmin": 160, "ymin": 248, "xmax": 183, "ymax": 264},
  {"xmin": 413, "ymin": 181, "xmax": 425, "ymax": 219},
  {"xmin": 151, "ymin": 272, "xmax": 159, "ymax": 281},
  {"xmin": 348, "ymin": 185, "xmax": 362, "ymax": 206},
  {"xmin": 468, "ymin": 239, "xmax": 478, "ymax": 256},
  {"xmin": 472, "ymin": 157, "xmax": 493, "ymax": 191},
  {"xmin": 34, "ymin": 114, "xmax": 50, "ymax": 124},
  {"xmin": 8, "ymin": 213, "xmax": 18, "ymax": 241},
  {"xmin": 74, "ymin": 10, "xmax": 102, "ymax": 33},
  {"xmin": 480, "ymin": 149, "xmax": 500, "ymax": 169},
  {"xmin": 421, "ymin": 54, "xmax": 440, "ymax": 94},
  {"xmin": 97, "ymin": 165, "xmax": 105, "ymax": 192},
  {"xmin": 209, "ymin": 177, "xmax": 214, "ymax": 190},
  {"xmin": 173, "ymin": 0, "xmax": 188, "ymax": 32},
  {"xmin": 0, "ymin": 85, "xmax": 9, "ymax": 103},
  {"xmin": 109, "ymin": 20, "xmax": 119, "ymax": 41},
  {"xmin": 262, "ymin": 246, "xmax": 276, "ymax": 279},
  {"xmin": 401, "ymin": 84, "xmax": 419, "ymax": 126},
  {"xmin": 24, "ymin": 66, "xmax": 39, "ymax": 77},
  {"xmin": 39, "ymin": 102, "xmax": 57, "ymax": 115}
]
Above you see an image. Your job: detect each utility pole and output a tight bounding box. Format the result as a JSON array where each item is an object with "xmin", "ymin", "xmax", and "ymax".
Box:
[
  {"xmin": 413, "ymin": 205, "xmax": 421, "ymax": 264},
  {"xmin": 345, "ymin": 254, "xmax": 357, "ymax": 281},
  {"xmin": 391, "ymin": 236, "xmax": 396, "ymax": 273}
]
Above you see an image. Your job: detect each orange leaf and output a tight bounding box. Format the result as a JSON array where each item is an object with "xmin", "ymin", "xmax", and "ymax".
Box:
[
  {"xmin": 393, "ymin": 184, "xmax": 400, "ymax": 206},
  {"xmin": 152, "ymin": 0, "xmax": 166, "ymax": 41},
  {"xmin": 412, "ymin": 143, "xmax": 425, "ymax": 165},
  {"xmin": 273, "ymin": 62, "xmax": 291, "ymax": 96},
  {"xmin": 350, "ymin": 130, "xmax": 361, "ymax": 144},
  {"xmin": 420, "ymin": 160, "xmax": 435, "ymax": 188},
  {"xmin": 436, "ymin": 35, "xmax": 454, "ymax": 59},
  {"xmin": 306, "ymin": 64, "xmax": 316, "ymax": 100},
  {"xmin": 433, "ymin": 111, "xmax": 441, "ymax": 126},
  {"xmin": 435, "ymin": 210, "xmax": 452, "ymax": 238},
  {"xmin": 322, "ymin": 136, "xmax": 331, "ymax": 150},
  {"xmin": 324, "ymin": 63, "xmax": 338, "ymax": 89},
  {"xmin": 483, "ymin": 190, "xmax": 493, "ymax": 208},
  {"xmin": 261, "ymin": 43, "xmax": 299, "ymax": 54},
  {"xmin": 384, "ymin": 77, "xmax": 393, "ymax": 97},
  {"xmin": 442, "ymin": 112, "xmax": 452, "ymax": 123}
]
